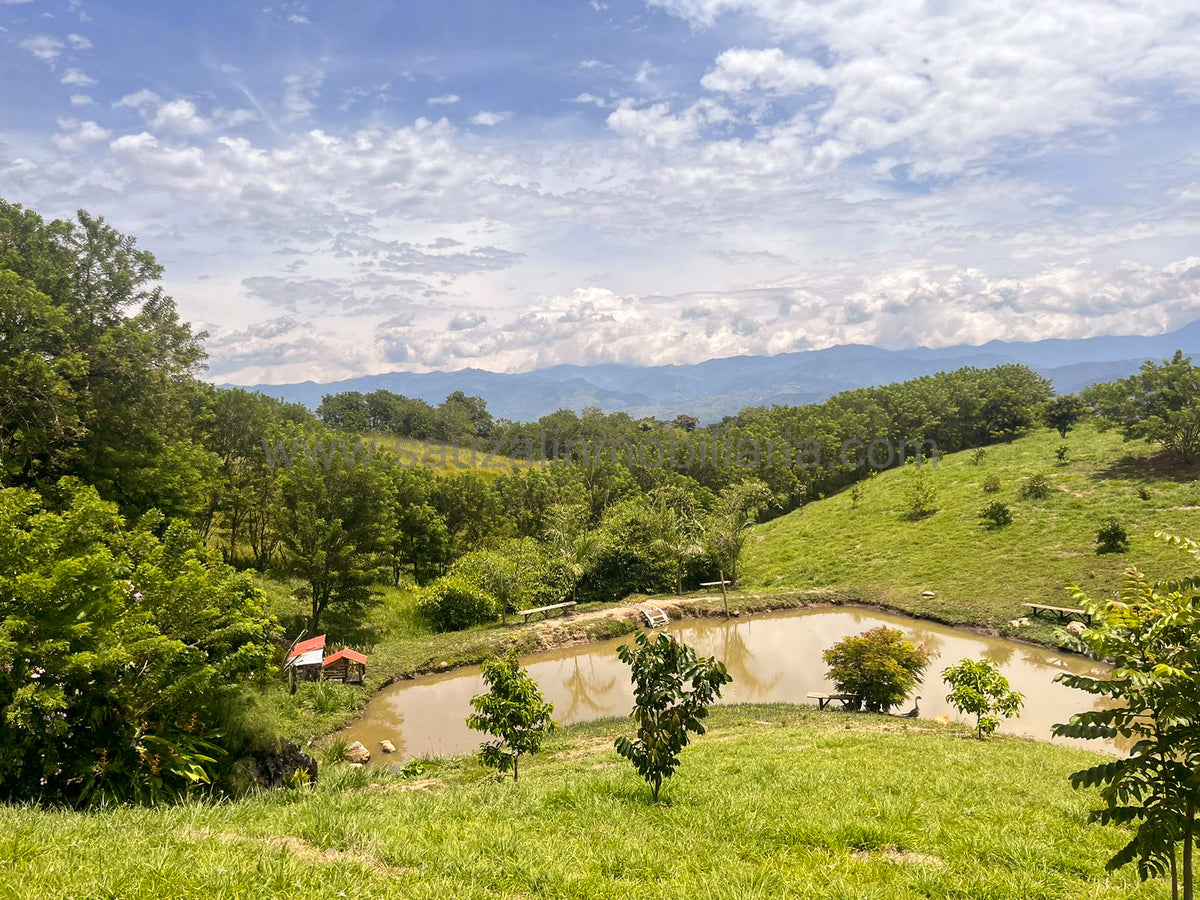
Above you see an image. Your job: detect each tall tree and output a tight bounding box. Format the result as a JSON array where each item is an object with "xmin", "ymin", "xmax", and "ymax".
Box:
[{"xmin": 1085, "ymin": 351, "xmax": 1200, "ymax": 462}]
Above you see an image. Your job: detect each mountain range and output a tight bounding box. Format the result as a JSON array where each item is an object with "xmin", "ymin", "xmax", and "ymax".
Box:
[{"xmin": 228, "ymin": 317, "xmax": 1200, "ymax": 423}]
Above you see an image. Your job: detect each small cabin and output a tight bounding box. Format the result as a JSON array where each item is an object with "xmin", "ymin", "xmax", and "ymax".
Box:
[
  {"xmin": 284, "ymin": 634, "xmax": 327, "ymax": 680},
  {"xmin": 322, "ymin": 648, "xmax": 368, "ymax": 684}
]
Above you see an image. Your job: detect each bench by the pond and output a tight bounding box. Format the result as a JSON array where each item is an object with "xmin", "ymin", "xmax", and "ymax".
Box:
[
  {"xmin": 1023, "ymin": 603, "xmax": 1092, "ymax": 624},
  {"xmin": 807, "ymin": 691, "xmax": 861, "ymax": 710},
  {"xmin": 516, "ymin": 601, "xmax": 577, "ymax": 624}
]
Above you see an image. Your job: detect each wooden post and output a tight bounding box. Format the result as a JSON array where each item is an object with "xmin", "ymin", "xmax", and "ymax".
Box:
[{"xmin": 719, "ymin": 569, "xmax": 729, "ymax": 619}]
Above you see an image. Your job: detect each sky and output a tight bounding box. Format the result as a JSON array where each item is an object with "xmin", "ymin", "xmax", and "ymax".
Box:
[{"xmin": 2, "ymin": 0, "xmax": 1199, "ymax": 385}]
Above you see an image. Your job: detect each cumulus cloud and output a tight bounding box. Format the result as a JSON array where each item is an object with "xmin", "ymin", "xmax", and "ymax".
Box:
[
  {"xmin": 67, "ymin": 33, "xmax": 92, "ymax": 50},
  {"xmin": 53, "ymin": 119, "xmax": 110, "ymax": 153},
  {"xmin": 60, "ymin": 67, "xmax": 96, "ymax": 86},
  {"xmin": 606, "ymin": 98, "xmax": 730, "ymax": 148},
  {"xmin": 19, "ymin": 35, "xmax": 63, "ymax": 61},
  {"xmin": 470, "ymin": 110, "xmax": 512, "ymax": 126}
]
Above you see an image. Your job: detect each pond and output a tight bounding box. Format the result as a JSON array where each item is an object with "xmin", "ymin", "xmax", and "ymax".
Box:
[{"xmin": 339, "ymin": 607, "xmax": 1115, "ymax": 766}]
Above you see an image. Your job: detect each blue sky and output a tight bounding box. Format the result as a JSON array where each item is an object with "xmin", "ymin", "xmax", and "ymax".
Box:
[{"xmin": 2, "ymin": 0, "xmax": 1199, "ymax": 383}]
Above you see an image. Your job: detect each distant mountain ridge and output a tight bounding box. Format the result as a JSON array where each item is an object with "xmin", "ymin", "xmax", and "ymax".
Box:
[{"xmin": 227, "ymin": 317, "xmax": 1200, "ymax": 422}]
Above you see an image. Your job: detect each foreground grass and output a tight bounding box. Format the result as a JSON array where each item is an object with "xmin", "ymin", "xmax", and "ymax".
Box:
[
  {"xmin": 0, "ymin": 705, "xmax": 1159, "ymax": 899},
  {"xmin": 742, "ymin": 424, "xmax": 1200, "ymax": 640}
]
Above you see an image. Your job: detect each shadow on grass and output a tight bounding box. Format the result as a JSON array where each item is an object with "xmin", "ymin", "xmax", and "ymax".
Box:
[{"xmin": 1096, "ymin": 451, "xmax": 1200, "ymax": 483}]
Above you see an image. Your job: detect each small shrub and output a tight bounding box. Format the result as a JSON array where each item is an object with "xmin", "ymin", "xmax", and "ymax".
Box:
[
  {"xmin": 466, "ymin": 650, "xmax": 556, "ymax": 781},
  {"xmin": 979, "ymin": 500, "xmax": 1013, "ymax": 529},
  {"xmin": 943, "ymin": 658, "xmax": 1024, "ymax": 739},
  {"xmin": 416, "ymin": 576, "xmax": 499, "ymax": 632},
  {"xmin": 1096, "ymin": 518, "xmax": 1130, "ymax": 554},
  {"xmin": 1137, "ymin": 486, "xmax": 1152, "ymax": 501},
  {"xmin": 1018, "ymin": 473, "xmax": 1052, "ymax": 501},
  {"xmin": 982, "ymin": 473, "xmax": 1001, "ymax": 493},
  {"xmin": 1055, "ymin": 444, "xmax": 1069, "ymax": 462},
  {"xmin": 904, "ymin": 468, "xmax": 939, "ymax": 520},
  {"xmin": 822, "ymin": 627, "xmax": 935, "ymax": 713},
  {"xmin": 615, "ymin": 632, "xmax": 731, "ymax": 800},
  {"xmin": 849, "ymin": 483, "xmax": 864, "ymax": 509},
  {"xmin": 971, "ymin": 448, "xmax": 987, "ymax": 466}
]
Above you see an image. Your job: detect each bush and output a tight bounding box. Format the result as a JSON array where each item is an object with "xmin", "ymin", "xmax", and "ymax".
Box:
[
  {"xmin": 1096, "ymin": 518, "xmax": 1130, "ymax": 554},
  {"xmin": 416, "ymin": 576, "xmax": 499, "ymax": 632},
  {"xmin": 903, "ymin": 468, "xmax": 939, "ymax": 520},
  {"xmin": 1138, "ymin": 486, "xmax": 1152, "ymax": 501},
  {"xmin": 822, "ymin": 627, "xmax": 935, "ymax": 713},
  {"xmin": 979, "ymin": 500, "xmax": 1013, "ymax": 529},
  {"xmin": 982, "ymin": 473, "xmax": 1001, "ymax": 493},
  {"xmin": 1055, "ymin": 444, "xmax": 1069, "ymax": 462},
  {"xmin": 971, "ymin": 448, "xmax": 987, "ymax": 465},
  {"xmin": 943, "ymin": 658, "xmax": 1023, "ymax": 739},
  {"xmin": 1018, "ymin": 473, "xmax": 1051, "ymax": 500}
]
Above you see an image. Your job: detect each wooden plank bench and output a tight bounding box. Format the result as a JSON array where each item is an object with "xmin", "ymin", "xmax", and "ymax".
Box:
[
  {"xmin": 1023, "ymin": 603, "xmax": 1092, "ymax": 624},
  {"xmin": 807, "ymin": 692, "xmax": 861, "ymax": 710},
  {"xmin": 516, "ymin": 601, "xmax": 577, "ymax": 624}
]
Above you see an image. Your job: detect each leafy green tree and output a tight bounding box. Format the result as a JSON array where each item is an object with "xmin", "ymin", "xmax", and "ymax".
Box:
[
  {"xmin": 1085, "ymin": 351, "xmax": 1200, "ymax": 462},
  {"xmin": 703, "ymin": 479, "xmax": 773, "ymax": 585},
  {"xmin": 1096, "ymin": 517, "xmax": 1130, "ymax": 554},
  {"xmin": 1018, "ymin": 473, "xmax": 1052, "ymax": 500},
  {"xmin": 822, "ymin": 627, "xmax": 935, "ymax": 713},
  {"xmin": 0, "ymin": 201, "xmax": 208, "ymax": 514},
  {"xmin": 979, "ymin": 500, "xmax": 1013, "ymax": 529},
  {"xmin": 466, "ymin": 650, "xmax": 556, "ymax": 781},
  {"xmin": 0, "ymin": 480, "xmax": 278, "ymax": 806},
  {"xmin": 1044, "ymin": 394, "xmax": 1086, "ymax": 438},
  {"xmin": 615, "ymin": 631, "xmax": 732, "ymax": 801},
  {"xmin": 1054, "ymin": 534, "xmax": 1200, "ymax": 898},
  {"xmin": 943, "ymin": 658, "xmax": 1023, "ymax": 738},
  {"xmin": 273, "ymin": 436, "xmax": 393, "ymax": 632}
]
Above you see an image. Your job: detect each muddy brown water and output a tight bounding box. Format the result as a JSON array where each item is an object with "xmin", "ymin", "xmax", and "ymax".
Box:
[{"xmin": 340, "ymin": 608, "xmax": 1115, "ymax": 766}]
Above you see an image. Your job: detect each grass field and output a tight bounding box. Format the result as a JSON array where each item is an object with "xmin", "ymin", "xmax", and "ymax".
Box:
[
  {"xmin": 0, "ymin": 704, "xmax": 1162, "ymax": 900},
  {"xmin": 742, "ymin": 424, "xmax": 1200, "ymax": 640}
]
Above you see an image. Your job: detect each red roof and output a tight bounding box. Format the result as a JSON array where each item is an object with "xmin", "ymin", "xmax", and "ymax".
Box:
[
  {"xmin": 287, "ymin": 635, "xmax": 327, "ymax": 659},
  {"xmin": 323, "ymin": 648, "xmax": 368, "ymax": 667}
]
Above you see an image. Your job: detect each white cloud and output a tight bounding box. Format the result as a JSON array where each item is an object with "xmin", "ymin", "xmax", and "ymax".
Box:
[
  {"xmin": 470, "ymin": 110, "xmax": 512, "ymax": 126},
  {"xmin": 69, "ymin": 94, "xmax": 93, "ymax": 106},
  {"xmin": 19, "ymin": 35, "xmax": 63, "ymax": 61},
  {"xmin": 150, "ymin": 99, "xmax": 211, "ymax": 135},
  {"xmin": 701, "ymin": 48, "xmax": 825, "ymax": 94},
  {"xmin": 114, "ymin": 89, "xmax": 162, "ymax": 110},
  {"xmin": 634, "ymin": 60, "xmax": 656, "ymax": 84},
  {"xmin": 282, "ymin": 69, "xmax": 325, "ymax": 120},
  {"xmin": 606, "ymin": 98, "xmax": 730, "ymax": 148},
  {"xmin": 60, "ymin": 67, "xmax": 96, "ymax": 87},
  {"xmin": 572, "ymin": 93, "xmax": 609, "ymax": 107},
  {"xmin": 66, "ymin": 33, "xmax": 92, "ymax": 50},
  {"xmin": 53, "ymin": 119, "xmax": 111, "ymax": 153},
  {"xmin": 427, "ymin": 94, "xmax": 460, "ymax": 105}
]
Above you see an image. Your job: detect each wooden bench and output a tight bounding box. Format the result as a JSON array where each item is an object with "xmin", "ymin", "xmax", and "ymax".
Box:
[
  {"xmin": 1023, "ymin": 603, "xmax": 1092, "ymax": 624},
  {"xmin": 807, "ymin": 691, "xmax": 861, "ymax": 710},
  {"xmin": 516, "ymin": 601, "xmax": 577, "ymax": 624}
]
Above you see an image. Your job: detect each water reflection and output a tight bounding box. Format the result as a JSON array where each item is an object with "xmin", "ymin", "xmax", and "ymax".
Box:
[{"xmin": 341, "ymin": 607, "xmax": 1119, "ymax": 766}]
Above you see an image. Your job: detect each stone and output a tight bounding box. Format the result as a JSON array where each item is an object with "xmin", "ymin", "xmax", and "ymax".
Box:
[
  {"xmin": 380, "ymin": 739, "xmax": 396, "ymax": 754},
  {"xmin": 344, "ymin": 740, "xmax": 371, "ymax": 764},
  {"xmin": 348, "ymin": 762, "xmax": 364, "ymax": 769},
  {"xmin": 243, "ymin": 741, "xmax": 318, "ymax": 789},
  {"xmin": 920, "ymin": 590, "xmax": 936, "ymax": 598},
  {"xmin": 1066, "ymin": 620, "xmax": 1086, "ymax": 637}
]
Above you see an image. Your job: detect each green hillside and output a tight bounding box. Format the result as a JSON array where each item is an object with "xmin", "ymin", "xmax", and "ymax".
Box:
[
  {"xmin": 0, "ymin": 706, "xmax": 1161, "ymax": 900},
  {"xmin": 742, "ymin": 424, "xmax": 1200, "ymax": 637}
]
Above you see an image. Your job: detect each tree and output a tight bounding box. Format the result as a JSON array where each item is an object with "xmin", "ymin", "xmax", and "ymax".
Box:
[
  {"xmin": 979, "ymin": 500, "xmax": 1013, "ymax": 529},
  {"xmin": 1085, "ymin": 351, "xmax": 1200, "ymax": 463},
  {"xmin": 614, "ymin": 631, "xmax": 732, "ymax": 800},
  {"xmin": 1044, "ymin": 394, "xmax": 1086, "ymax": 438},
  {"xmin": 0, "ymin": 480, "xmax": 278, "ymax": 806},
  {"xmin": 942, "ymin": 658, "xmax": 1023, "ymax": 738},
  {"xmin": 466, "ymin": 650, "xmax": 556, "ymax": 781},
  {"xmin": 273, "ymin": 434, "xmax": 393, "ymax": 632},
  {"xmin": 1054, "ymin": 534, "xmax": 1200, "ymax": 899},
  {"xmin": 704, "ymin": 479, "xmax": 773, "ymax": 586},
  {"xmin": 822, "ymin": 627, "xmax": 935, "ymax": 713},
  {"xmin": 903, "ymin": 467, "xmax": 939, "ymax": 520}
]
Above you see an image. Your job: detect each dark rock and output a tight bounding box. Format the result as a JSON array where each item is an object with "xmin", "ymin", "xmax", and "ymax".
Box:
[{"xmin": 246, "ymin": 741, "xmax": 318, "ymax": 789}]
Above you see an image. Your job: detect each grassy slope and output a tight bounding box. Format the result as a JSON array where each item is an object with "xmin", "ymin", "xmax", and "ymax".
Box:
[
  {"xmin": 742, "ymin": 424, "xmax": 1200, "ymax": 640},
  {"xmin": 0, "ymin": 706, "xmax": 1160, "ymax": 900}
]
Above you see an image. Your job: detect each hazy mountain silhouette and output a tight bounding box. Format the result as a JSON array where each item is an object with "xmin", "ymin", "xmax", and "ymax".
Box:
[{"xmin": 228, "ymin": 317, "xmax": 1200, "ymax": 422}]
